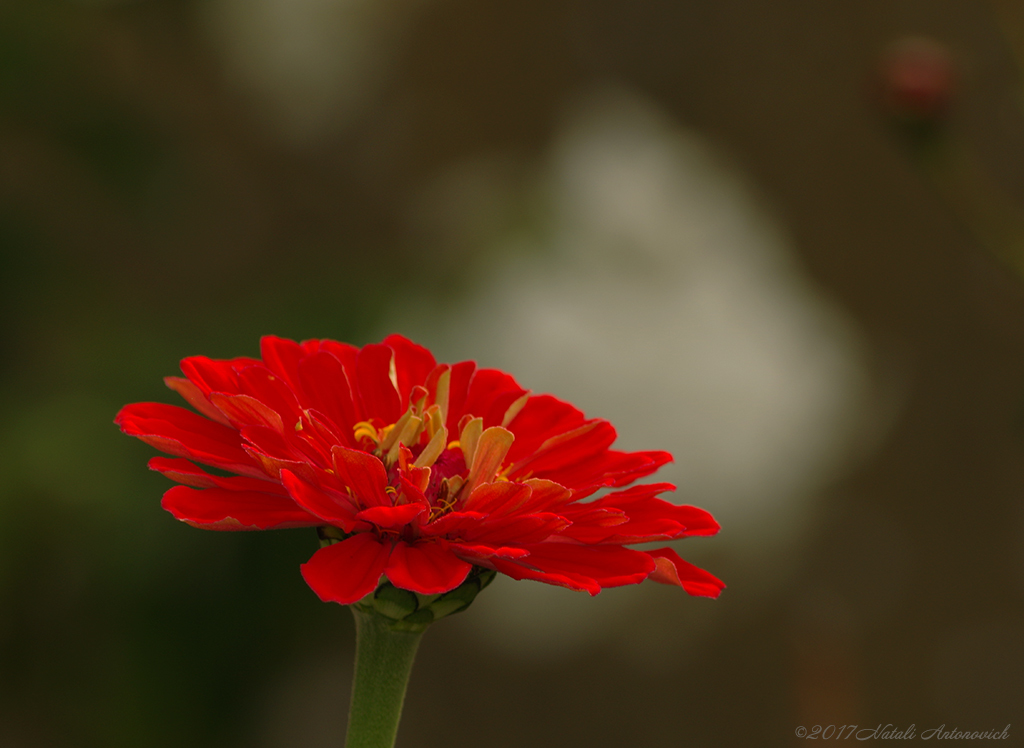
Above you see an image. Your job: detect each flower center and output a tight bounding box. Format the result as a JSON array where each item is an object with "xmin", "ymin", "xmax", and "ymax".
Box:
[
  {"xmin": 354, "ymin": 385, "xmax": 444, "ymax": 464},
  {"xmin": 350, "ymin": 390, "xmax": 519, "ymax": 520}
]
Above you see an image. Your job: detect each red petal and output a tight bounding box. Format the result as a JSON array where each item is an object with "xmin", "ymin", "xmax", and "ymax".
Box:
[
  {"xmin": 301, "ymin": 534, "xmax": 393, "ymax": 604},
  {"xmin": 385, "ymin": 540, "xmax": 472, "ymax": 594},
  {"xmin": 504, "ymin": 395, "xmax": 586, "ymax": 465},
  {"xmin": 420, "ymin": 510, "xmax": 487, "ymax": 536},
  {"xmin": 297, "ymin": 352, "xmax": 361, "ymax": 442},
  {"xmin": 423, "ymin": 364, "xmax": 450, "ymax": 414},
  {"xmin": 460, "ymin": 481, "xmax": 532, "ymax": 514},
  {"xmin": 208, "ymin": 392, "xmax": 285, "ymax": 432},
  {"xmin": 280, "ymin": 469, "xmax": 360, "ymax": 530},
  {"xmin": 355, "ymin": 503, "xmax": 425, "ymax": 529},
  {"xmin": 239, "ymin": 426, "xmax": 322, "ymax": 482},
  {"xmin": 591, "ymin": 491, "xmax": 720, "ymax": 539},
  {"xmin": 115, "ymin": 402, "xmax": 263, "ymax": 477},
  {"xmin": 161, "ymin": 485, "xmax": 321, "ymax": 530},
  {"xmin": 301, "ymin": 409, "xmax": 347, "ymax": 450},
  {"xmin": 179, "ymin": 355, "xmax": 255, "ymax": 396},
  {"xmin": 543, "ymin": 449, "xmax": 673, "ymax": 497},
  {"xmin": 490, "ymin": 557, "xmax": 601, "ymax": 595},
  {"xmin": 564, "ymin": 506, "xmax": 629, "ymax": 527},
  {"xmin": 236, "ymin": 365, "xmax": 302, "ymax": 423},
  {"xmin": 588, "ymin": 482, "xmax": 677, "ymax": 504},
  {"xmin": 383, "ymin": 335, "xmax": 437, "ymax": 409},
  {"xmin": 516, "ymin": 543, "xmax": 656, "ymax": 589},
  {"xmin": 164, "ymin": 376, "xmax": 231, "ymax": 425},
  {"xmin": 462, "ymin": 369, "xmax": 525, "ymax": 427},
  {"xmin": 482, "ymin": 387, "xmax": 530, "ymax": 429},
  {"xmin": 355, "ymin": 343, "xmax": 401, "ymax": 424},
  {"xmin": 514, "ymin": 479, "xmax": 573, "ymax": 515},
  {"xmin": 331, "ymin": 445, "xmax": 390, "ymax": 508},
  {"xmin": 449, "ymin": 542, "xmax": 530, "ymax": 560},
  {"xmin": 444, "ymin": 360, "xmax": 476, "ymax": 432},
  {"xmin": 260, "ymin": 336, "xmax": 306, "ymax": 391},
  {"xmin": 647, "ymin": 547, "xmax": 725, "ymax": 598},
  {"xmin": 566, "ymin": 484, "xmax": 719, "ymax": 543},
  {"xmin": 561, "ymin": 517, "xmax": 682, "ymax": 545},
  {"xmin": 458, "ymin": 512, "xmax": 571, "ymax": 545},
  {"xmin": 397, "ymin": 473, "xmax": 429, "ymax": 508},
  {"xmin": 149, "ymin": 456, "xmax": 288, "ymax": 494},
  {"xmin": 318, "ymin": 339, "xmax": 360, "ymax": 375},
  {"xmin": 506, "ymin": 420, "xmax": 617, "ymax": 479}
]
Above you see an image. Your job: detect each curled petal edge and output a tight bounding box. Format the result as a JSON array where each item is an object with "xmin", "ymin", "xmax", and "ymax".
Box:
[{"xmin": 647, "ymin": 547, "xmax": 725, "ymax": 599}]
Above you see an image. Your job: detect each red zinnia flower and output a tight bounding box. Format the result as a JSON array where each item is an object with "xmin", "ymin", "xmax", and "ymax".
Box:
[{"xmin": 116, "ymin": 335, "xmax": 723, "ymax": 605}]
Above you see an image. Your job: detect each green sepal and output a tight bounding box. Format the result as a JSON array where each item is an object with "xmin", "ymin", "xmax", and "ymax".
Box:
[
  {"xmin": 414, "ymin": 592, "xmax": 440, "ymax": 608},
  {"xmin": 317, "ymin": 525, "xmax": 348, "ymax": 547},
  {"xmin": 399, "ymin": 608, "xmax": 435, "ymax": 627},
  {"xmin": 373, "ymin": 585, "xmax": 419, "ymax": 620},
  {"xmin": 351, "ymin": 567, "xmax": 497, "ymax": 633}
]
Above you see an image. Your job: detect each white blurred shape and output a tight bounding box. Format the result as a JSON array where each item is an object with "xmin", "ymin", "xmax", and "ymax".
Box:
[
  {"xmin": 390, "ymin": 88, "xmax": 880, "ymax": 655},
  {"xmin": 409, "ymin": 90, "xmax": 872, "ymax": 543},
  {"xmin": 203, "ymin": 0, "xmax": 421, "ymax": 141}
]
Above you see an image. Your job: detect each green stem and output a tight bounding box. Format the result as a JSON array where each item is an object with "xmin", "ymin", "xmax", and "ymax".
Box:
[{"xmin": 345, "ymin": 607, "xmax": 425, "ymax": 748}]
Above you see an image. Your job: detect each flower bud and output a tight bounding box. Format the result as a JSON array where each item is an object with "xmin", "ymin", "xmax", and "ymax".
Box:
[{"xmin": 876, "ymin": 37, "xmax": 956, "ymax": 127}]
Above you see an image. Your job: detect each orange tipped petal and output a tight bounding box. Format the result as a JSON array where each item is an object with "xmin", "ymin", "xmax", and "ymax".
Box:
[
  {"xmin": 461, "ymin": 426, "xmax": 515, "ymax": 499},
  {"xmin": 647, "ymin": 547, "xmax": 726, "ymax": 598}
]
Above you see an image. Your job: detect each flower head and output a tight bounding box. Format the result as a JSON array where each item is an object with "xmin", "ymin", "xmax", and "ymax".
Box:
[{"xmin": 116, "ymin": 335, "xmax": 723, "ymax": 607}]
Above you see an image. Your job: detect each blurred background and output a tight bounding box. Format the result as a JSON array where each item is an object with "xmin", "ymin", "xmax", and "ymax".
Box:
[{"xmin": 1, "ymin": 0, "xmax": 1024, "ymax": 746}]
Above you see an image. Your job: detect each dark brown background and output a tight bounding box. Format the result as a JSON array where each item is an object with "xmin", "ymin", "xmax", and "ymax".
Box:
[{"xmin": 0, "ymin": 1, "xmax": 1022, "ymax": 746}]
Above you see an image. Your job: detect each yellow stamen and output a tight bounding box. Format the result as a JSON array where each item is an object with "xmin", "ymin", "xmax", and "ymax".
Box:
[
  {"xmin": 353, "ymin": 420, "xmax": 380, "ymax": 445},
  {"xmin": 428, "ymin": 495, "xmax": 458, "ymax": 521},
  {"xmin": 434, "ymin": 368, "xmax": 451, "ymax": 425},
  {"xmin": 459, "ymin": 417, "xmax": 483, "ymax": 468},
  {"xmin": 386, "ymin": 415, "xmax": 422, "ymax": 465},
  {"xmin": 413, "ymin": 426, "xmax": 448, "ymax": 469},
  {"xmin": 410, "ymin": 384, "xmax": 428, "ymax": 414},
  {"xmin": 380, "ymin": 411, "xmax": 413, "ymax": 452},
  {"xmin": 462, "ymin": 426, "xmax": 515, "ymax": 502},
  {"xmin": 422, "ymin": 404, "xmax": 443, "ymax": 440},
  {"xmin": 378, "ymin": 422, "xmax": 397, "ymax": 445},
  {"xmin": 445, "ymin": 474, "xmax": 464, "ymax": 498}
]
